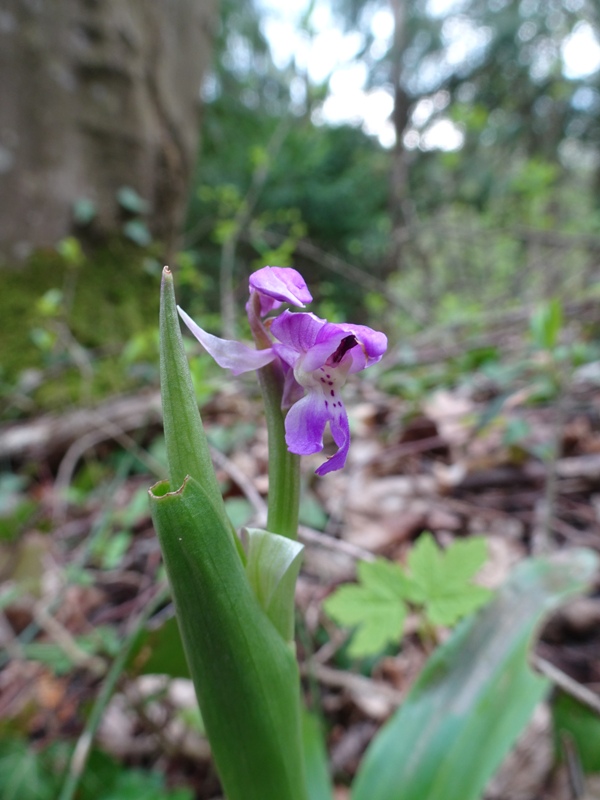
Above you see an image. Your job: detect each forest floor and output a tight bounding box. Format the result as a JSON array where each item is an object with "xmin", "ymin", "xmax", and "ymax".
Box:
[{"xmin": 1, "ymin": 302, "xmax": 600, "ymax": 800}]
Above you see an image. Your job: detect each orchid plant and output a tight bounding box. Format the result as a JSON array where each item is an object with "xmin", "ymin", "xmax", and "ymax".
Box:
[{"xmin": 149, "ymin": 265, "xmax": 598, "ymax": 800}]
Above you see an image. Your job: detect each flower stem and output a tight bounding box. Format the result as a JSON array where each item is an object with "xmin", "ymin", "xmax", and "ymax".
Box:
[
  {"xmin": 247, "ymin": 291, "xmax": 300, "ymax": 539},
  {"xmin": 258, "ymin": 362, "xmax": 300, "ymax": 539}
]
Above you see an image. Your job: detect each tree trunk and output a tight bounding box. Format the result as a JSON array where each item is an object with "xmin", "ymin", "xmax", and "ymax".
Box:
[
  {"xmin": 387, "ymin": 0, "xmax": 412, "ymax": 275},
  {"xmin": 0, "ymin": 0, "xmax": 218, "ymax": 261}
]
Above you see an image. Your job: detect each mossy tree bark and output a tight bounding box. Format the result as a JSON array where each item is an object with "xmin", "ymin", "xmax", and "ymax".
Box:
[{"xmin": 0, "ymin": 0, "xmax": 218, "ymax": 262}]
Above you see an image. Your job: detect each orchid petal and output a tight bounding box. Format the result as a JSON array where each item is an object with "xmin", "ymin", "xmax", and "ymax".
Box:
[
  {"xmin": 304, "ymin": 323, "xmax": 352, "ymax": 372},
  {"xmin": 271, "ymin": 312, "xmax": 387, "ymax": 374},
  {"xmin": 285, "ymin": 387, "xmax": 351, "ymax": 474},
  {"xmin": 281, "ymin": 365, "xmax": 304, "ymax": 408},
  {"xmin": 336, "ymin": 322, "xmax": 388, "ymax": 372},
  {"xmin": 284, "ymin": 390, "xmax": 330, "ymax": 456},
  {"xmin": 270, "ymin": 311, "xmax": 326, "ymax": 354},
  {"xmin": 272, "ymin": 342, "xmax": 302, "ymax": 369},
  {"xmin": 316, "ymin": 403, "xmax": 350, "ymax": 476},
  {"xmin": 249, "ymin": 267, "xmax": 313, "ymax": 315},
  {"xmin": 177, "ymin": 306, "xmax": 275, "ymax": 375}
]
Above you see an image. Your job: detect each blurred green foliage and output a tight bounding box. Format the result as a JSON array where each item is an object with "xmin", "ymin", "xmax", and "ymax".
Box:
[
  {"xmin": 0, "ymin": 739, "xmax": 193, "ymax": 800},
  {"xmin": 552, "ymin": 692, "xmax": 600, "ymax": 775},
  {"xmin": 0, "ymin": 241, "xmax": 161, "ymax": 413}
]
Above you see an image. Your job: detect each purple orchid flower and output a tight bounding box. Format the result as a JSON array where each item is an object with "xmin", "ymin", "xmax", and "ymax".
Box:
[
  {"xmin": 177, "ymin": 266, "xmax": 387, "ymax": 475},
  {"xmin": 270, "ymin": 311, "xmax": 387, "ymax": 475}
]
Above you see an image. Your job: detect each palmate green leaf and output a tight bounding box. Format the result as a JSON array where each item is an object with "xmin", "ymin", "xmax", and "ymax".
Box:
[
  {"xmin": 426, "ymin": 585, "xmax": 492, "ymax": 627},
  {"xmin": 323, "ymin": 559, "xmax": 409, "ymax": 658},
  {"xmin": 351, "ymin": 549, "xmax": 599, "ymax": 800},
  {"xmin": 406, "ymin": 533, "xmax": 493, "ymax": 626}
]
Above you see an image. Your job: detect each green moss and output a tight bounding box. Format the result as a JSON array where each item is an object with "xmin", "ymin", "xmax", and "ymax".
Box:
[{"xmin": 0, "ymin": 241, "xmax": 161, "ymax": 412}]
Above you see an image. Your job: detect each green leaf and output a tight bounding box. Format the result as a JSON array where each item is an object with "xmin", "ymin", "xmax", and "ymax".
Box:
[
  {"xmin": 244, "ymin": 527, "xmax": 304, "ymax": 644},
  {"xmin": 406, "ymin": 533, "xmax": 492, "ymax": 626},
  {"xmin": 302, "ymin": 711, "xmax": 334, "ymax": 800},
  {"xmin": 159, "ymin": 268, "xmax": 237, "ymax": 550},
  {"xmin": 224, "ymin": 496, "xmax": 254, "ymax": 529},
  {"xmin": 530, "ymin": 298, "xmax": 563, "ymax": 351},
  {"xmin": 117, "ymin": 186, "xmax": 149, "ymax": 214},
  {"xmin": 351, "ymin": 548, "xmax": 599, "ymax": 800},
  {"xmin": 98, "ymin": 530, "xmax": 132, "ymax": 570},
  {"xmin": 0, "ymin": 739, "xmax": 58, "ymax": 800},
  {"xmin": 149, "ymin": 476, "xmax": 308, "ymax": 800},
  {"xmin": 132, "ymin": 615, "xmax": 190, "ymax": 679},
  {"xmin": 298, "ymin": 491, "xmax": 328, "ymax": 530},
  {"xmin": 97, "ymin": 769, "xmax": 192, "ymax": 800},
  {"xmin": 72, "ymin": 197, "xmax": 97, "ymax": 225},
  {"xmin": 22, "ymin": 642, "xmax": 73, "ymax": 675},
  {"xmin": 78, "ymin": 748, "xmax": 194, "ymax": 800},
  {"xmin": 123, "ymin": 220, "xmax": 152, "ymax": 247},
  {"xmin": 56, "ymin": 236, "xmax": 84, "ymax": 266},
  {"xmin": 324, "ymin": 558, "xmax": 409, "ymax": 658},
  {"xmin": 23, "ymin": 626, "xmax": 120, "ymax": 675},
  {"xmin": 552, "ymin": 691, "xmax": 600, "ymax": 774}
]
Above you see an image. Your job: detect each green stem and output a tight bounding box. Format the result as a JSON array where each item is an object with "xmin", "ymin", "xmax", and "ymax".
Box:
[
  {"xmin": 247, "ymin": 291, "xmax": 300, "ymax": 539},
  {"xmin": 258, "ymin": 362, "xmax": 300, "ymax": 539}
]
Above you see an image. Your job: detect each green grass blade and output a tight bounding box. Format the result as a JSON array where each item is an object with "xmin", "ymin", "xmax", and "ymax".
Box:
[
  {"xmin": 351, "ymin": 549, "xmax": 599, "ymax": 800},
  {"xmin": 302, "ymin": 710, "xmax": 334, "ymax": 800}
]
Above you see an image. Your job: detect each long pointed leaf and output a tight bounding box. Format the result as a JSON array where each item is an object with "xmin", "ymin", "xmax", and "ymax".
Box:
[
  {"xmin": 159, "ymin": 267, "xmax": 224, "ymax": 513},
  {"xmin": 352, "ymin": 549, "xmax": 598, "ymax": 800},
  {"xmin": 302, "ymin": 710, "xmax": 334, "ymax": 800},
  {"xmin": 150, "ymin": 476, "xmax": 308, "ymax": 800},
  {"xmin": 159, "ymin": 265, "xmax": 243, "ymax": 558}
]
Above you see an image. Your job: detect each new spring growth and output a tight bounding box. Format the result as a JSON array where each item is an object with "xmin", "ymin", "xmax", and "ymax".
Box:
[{"xmin": 177, "ymin": 266, "xmax": 387, "ymax": 475}]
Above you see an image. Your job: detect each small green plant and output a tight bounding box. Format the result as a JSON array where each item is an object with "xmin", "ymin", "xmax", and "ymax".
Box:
[
  {"xmin": 117, "ymin": 186, "xmax": 152, "ymax": 247},
  {"xmin": 324, "ymin": 533, "xmax": 492, "ymax": 658},
  {"xmin": 530, "ymin": 297, "xmax": 563, "ymax": 352},
  {"xmin": 0, "ymin": 738, "xmax": 193, "ymax": 800}
]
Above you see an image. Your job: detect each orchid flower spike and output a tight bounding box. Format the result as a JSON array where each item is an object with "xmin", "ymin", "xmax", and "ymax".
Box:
[{"xmin": 177, "ymin": 266, "xmax": 387, "ymax": 474}]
